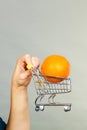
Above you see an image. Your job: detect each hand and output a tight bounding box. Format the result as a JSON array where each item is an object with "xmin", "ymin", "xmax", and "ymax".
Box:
[
  {"xmin": 6, "ymin": 54, "xmax": 40, "ymax": 130},
  {"xmin": 11, "ymin": 54, "xmax": 40, "ymax": 88}
]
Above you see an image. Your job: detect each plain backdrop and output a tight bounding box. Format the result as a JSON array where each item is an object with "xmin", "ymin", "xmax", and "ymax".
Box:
[{"xmin": 0, "ymin": 0, "xmax": 87, "ymax": 130}]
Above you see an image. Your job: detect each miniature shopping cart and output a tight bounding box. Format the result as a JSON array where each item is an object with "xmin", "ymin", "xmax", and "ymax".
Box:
[{"xmin": 31, "ymin": 67, "xmax": 72, "ymax": 112}]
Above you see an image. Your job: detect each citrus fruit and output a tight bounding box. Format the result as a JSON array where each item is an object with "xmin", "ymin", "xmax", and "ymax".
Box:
[{"xmin": 40, "ymin": 54, "xmax": 70, "ymax": 83}]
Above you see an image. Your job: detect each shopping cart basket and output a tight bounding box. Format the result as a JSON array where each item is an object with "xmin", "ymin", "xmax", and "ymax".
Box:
[
  {"xmin": 31, "ymin": 68, "xmax": 72, "ymax": 112},
  {"xmin": 26, "ymin": 64, "xmax": 72, "ymax": 112}
]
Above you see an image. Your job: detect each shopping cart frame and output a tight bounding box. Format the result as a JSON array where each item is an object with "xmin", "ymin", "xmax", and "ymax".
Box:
[{"xmin": 32, "ymin": 70, "xmax": 72, "ymax": 112}]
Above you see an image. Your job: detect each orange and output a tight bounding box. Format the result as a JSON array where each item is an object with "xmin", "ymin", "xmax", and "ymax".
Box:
[{"xmin": 40, "ymin": 54, "xmax": 70, "ymax": 83}]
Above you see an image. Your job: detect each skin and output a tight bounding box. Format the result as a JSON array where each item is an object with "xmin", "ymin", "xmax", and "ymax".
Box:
[{"xmin": 6, "ymin": 54, "xmax": 40, "ymax": 130}]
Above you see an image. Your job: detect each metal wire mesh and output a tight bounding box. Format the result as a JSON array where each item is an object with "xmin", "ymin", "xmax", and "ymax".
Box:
[{"xmin": 33, "ymin": 74, "xmax": 71, "ymax": 95}]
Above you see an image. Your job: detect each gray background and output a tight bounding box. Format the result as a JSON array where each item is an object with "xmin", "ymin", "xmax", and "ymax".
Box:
[{"xmin": 0, "ymin": 0, "xmax": 87, "ymax": 130}]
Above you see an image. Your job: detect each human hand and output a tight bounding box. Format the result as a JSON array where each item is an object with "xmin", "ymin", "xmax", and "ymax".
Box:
[
  {"xmin": 6, "ymin": 54, "xmax": 39, "ymax": 130},
  {"xmin": 11, "ymin": 54, "xmax": 40, "ymax": 88}
]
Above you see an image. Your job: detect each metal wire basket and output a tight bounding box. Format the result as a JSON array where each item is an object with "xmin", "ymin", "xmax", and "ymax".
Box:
[{"xmin": 32, "ymin": 69, "xmax": 72, "ymax": 112}]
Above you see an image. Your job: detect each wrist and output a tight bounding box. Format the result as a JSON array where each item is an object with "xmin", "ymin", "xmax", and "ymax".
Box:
[{"xmin": 11, "ymin": 84, "xmax": 29, "ymax": 110}]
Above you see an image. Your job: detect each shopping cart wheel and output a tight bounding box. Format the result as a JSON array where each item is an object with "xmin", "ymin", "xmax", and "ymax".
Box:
[
  {"xmin": 35, "ymin": 105, "xmax": 40, "ymax": 111},
  {"xmin": 39, "ymin": 105, "xmax": 44, "ymax": 111},
  {"xmin": 64, "ymin": 105, "xmax": 71, "ymax": 112}
]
